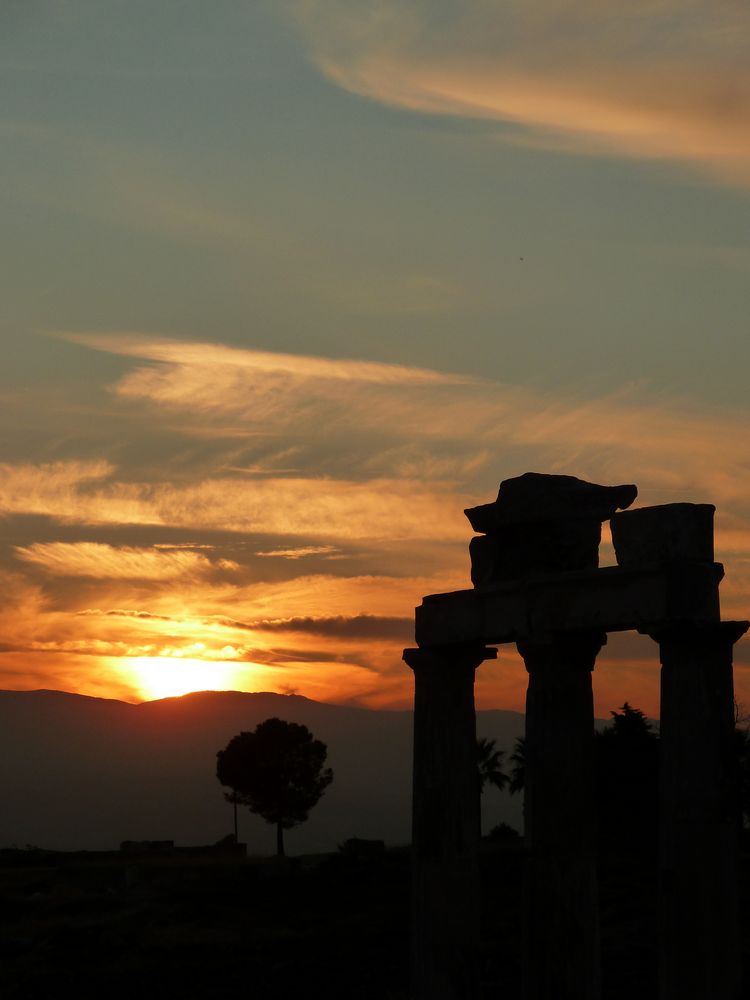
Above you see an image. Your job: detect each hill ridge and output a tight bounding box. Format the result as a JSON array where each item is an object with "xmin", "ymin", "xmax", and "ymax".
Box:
[{"xmin": 0, "ymin": 687, "xmax": 526, "ymax": 853}]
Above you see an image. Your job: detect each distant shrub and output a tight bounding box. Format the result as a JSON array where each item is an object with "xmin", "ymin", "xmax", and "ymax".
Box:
[
  {"xmin": 486, "ymin": 822, "xmax": 521, "ymax": 844},
  {"xmin": 338, "ymin": 837, "xmax": 385, "ymax": 860}
]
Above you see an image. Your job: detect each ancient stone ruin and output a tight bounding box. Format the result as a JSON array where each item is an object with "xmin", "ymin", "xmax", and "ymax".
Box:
[{"xmin": 404, "ymin": 472, "xmax": 747, "ymax": 1000}]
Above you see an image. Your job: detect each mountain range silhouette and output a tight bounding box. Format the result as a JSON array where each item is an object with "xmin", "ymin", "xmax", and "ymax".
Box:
[{"xmin": 0, "ymin": 689, "xmax": 526, "ymax": 853}]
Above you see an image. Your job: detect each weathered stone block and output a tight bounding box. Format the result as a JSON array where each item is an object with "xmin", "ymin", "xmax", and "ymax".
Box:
[
  {"xmin": 469, "ymin": 519, "xmax": 601, "ymax": 586},
  {"xmin": 464, "ymin": 472, "xmax": 637, "ymax": 533},
  {"xmin": 465, "ymin": 473, "xmax": 637, "ymax": 587},
  {"xmin": 611, "ymin": 502, "xmax": 715, "ymax": 568}
]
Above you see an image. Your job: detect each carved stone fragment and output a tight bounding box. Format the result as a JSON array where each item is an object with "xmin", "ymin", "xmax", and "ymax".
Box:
[
  {"xmin": 465, "ymin": 472, "xmax": 637, "ymax": 588},
  {"xmin": 464, "ymin": 472, "xmax": 637, "ymax": 532}
]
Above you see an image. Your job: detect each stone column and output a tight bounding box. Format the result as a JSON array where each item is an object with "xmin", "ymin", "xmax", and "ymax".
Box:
[
  {"xmin": 649, "ymin": 621, "xmax": 748, "ymax": 1000},
  {"xmin": 516, "ymin": 630, "xmax": 606, "ymax": 1000},
  {"xmin": 403, "ymin": 643, "xmax": 497, "ymax": 1000}
]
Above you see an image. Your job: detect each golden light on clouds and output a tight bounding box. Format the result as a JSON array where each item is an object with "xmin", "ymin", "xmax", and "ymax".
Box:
[
  {"xmin": 15, "ymin": 542, "xmax": 237, "ymax": 579},
  {"xmin": 64, "ymin": 333, "xmax": 475, "ymax": 393},
  {"xmin": 0, "ymin": 459, "xmax": 472, "ymax": 541},
  {"xmin": 290, "ymin": 0, "xmax": 750, "ymax": 185},
  {"xmin": 50, "ymin": 334, "xmax": 750, "ymax": 513},
  {"xmin": 2, "ymin": 337, "xmax": 750, "ymax": 712},
  {"xmin": 3, "ymin": 1, "xmax": 750, "ymax": 728}
]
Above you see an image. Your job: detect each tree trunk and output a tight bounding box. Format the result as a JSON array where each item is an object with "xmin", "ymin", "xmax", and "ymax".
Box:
[{"xmin": 276, "ymin": 821, "xmax": 285, "ymax": 857}]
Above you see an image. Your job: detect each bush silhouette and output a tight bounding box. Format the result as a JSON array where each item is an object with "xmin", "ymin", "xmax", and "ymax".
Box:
[
  {"xmin": 485, "ymin": 821, "xmax": 521, "ymax": 844},
  {"xmin": 595, "ymin": 702, "xmax": 659, "ymax": 852}
]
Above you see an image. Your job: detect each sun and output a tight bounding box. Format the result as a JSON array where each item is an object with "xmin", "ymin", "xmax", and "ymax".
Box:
[{"xmin": 127, "ymin": 656, "xmax": 249, "ymax": 701}]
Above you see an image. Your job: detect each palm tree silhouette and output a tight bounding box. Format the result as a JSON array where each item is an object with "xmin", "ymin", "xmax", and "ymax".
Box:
[
  {"xmin": 476, "ymin": 737, "xmax": 511, "ymax": 835},
  {"xmin": 476, "ymin": 737, "xmax": 510, "ymax": 794},
  {"xmin": 509, "ymin": 737, "xmax": 526, "ymax": 795}
]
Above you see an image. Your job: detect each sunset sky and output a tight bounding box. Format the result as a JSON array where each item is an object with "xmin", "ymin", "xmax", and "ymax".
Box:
[{"xmin": 3, "ymin": 0, "xmax": 750, "ymax": 715}]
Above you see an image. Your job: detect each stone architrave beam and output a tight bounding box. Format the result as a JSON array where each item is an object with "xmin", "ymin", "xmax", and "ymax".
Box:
[{"xmin": 415, "ymin": 562, "xmax": 723, "ymax": 647}]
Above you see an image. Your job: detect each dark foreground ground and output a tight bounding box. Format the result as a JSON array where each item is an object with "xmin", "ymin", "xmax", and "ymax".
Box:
[{"xmin": 2, "ymin": 841, "xmax": 749, "ymax": 999}]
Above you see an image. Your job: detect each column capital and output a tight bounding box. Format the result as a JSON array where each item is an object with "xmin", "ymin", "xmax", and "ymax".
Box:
[
  {"xmin": 403, "ymin": 644, "xmax": 497, "ymax": 672},
  {"xmin": 643, "ymin": 619, "xmax": 748, "ymax": 657},
  {"xmin": 516, "ymin": 629, "xmax": 607, "ymax": 674}
]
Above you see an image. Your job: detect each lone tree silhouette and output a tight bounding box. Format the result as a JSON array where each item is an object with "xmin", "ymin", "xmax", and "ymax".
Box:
[{"xmin": 217, "ymin": 718, "xmax": 333, "ymax": 856}]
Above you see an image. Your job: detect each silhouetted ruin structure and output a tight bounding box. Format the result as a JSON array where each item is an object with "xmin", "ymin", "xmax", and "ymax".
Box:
[{"xmin": 404, "ymin": 472, "xmax": 747, "ymax": 1000}]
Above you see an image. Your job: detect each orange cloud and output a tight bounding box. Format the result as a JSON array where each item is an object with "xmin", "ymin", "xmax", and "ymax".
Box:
[
  {"xmin": 0, "ymin": 460, "xmax": 114, "ymax": 516},
  {"xmin": 8, "ymin": 340, "xmax": 750, "ymax": 559},
  {"xmin": 5, "ymin": 336, "xmax": 750, "ymax": 711},
  {"xmin": 45, "ymin": 336, "xmax": 750, "ymax": 522},
  {"xmin": 290, "ymin": 0, "xmax": 750, "ymax": 185},
  {"xmin": 0, "ymin": 559, "xmax": 451, "ymax": 704},
  {"xmin": 236, "ymin": 614, "xmax": 411, "ymax": 639},
  {"xmin": 15, "ymin": 542, "xmax": 237, "ymax": 580},
  {"xmin": 255, "ymin": 545, "xmax": 341, "ymax": 559},
  {"xmin": 10, "ymin": 547, "xmax": 454, "ymax": 709},
  {"xmin": 110, "ymin": 574, "xmax": 427, "ymax": 618},
  {"xmin": 0, "ymin": 461, "xmax": 473, "ymax": 541},
  {"xmin": 65, "ymin": 333, "xmax": 474, "ymax": 387},
  {"xmin": 3, "ymin": 549, "xmax": 748, "ymax": 711}
]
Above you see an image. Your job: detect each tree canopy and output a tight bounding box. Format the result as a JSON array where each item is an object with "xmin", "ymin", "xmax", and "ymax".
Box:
[
  {"xmin": 508, "ymin": 737, "xmax": 526, "ymax": 796},
  {"xmin": 476, "ymin": 737, "xmax": 509, "ymax": 795},
  {"xmin": 499, "ymin": 703, "xmax": 750, "ymax": 851},
  {"xmin": 595, "ymin": 702, "xmax": 659, "ymax": 851},
  {"xmin": 217, "ymin": 718, "xmax": 333, "ymax": 856}
]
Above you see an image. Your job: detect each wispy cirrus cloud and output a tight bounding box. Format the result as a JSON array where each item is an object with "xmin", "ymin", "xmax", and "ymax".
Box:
[
  {"xmin": 5, "ymin": 335, "xmax": 750, "ymax": 710},
  {"xmin": 77, "ymin": 608, "xmax": 175, "ymax": 623},
  {"xmin": 56, "ymin": 334, "xmax": 750, "ymax": 515},
  {"xmin": 76, "ymin": 608, "xmax": 414, "ymax": 642},
  {"xmin": 215, "ymin": 613, "xmax": 413, "ymax": 640},
  {"xmin": 0, "ymin": 557, "xmax": 450, "ymax": 704},
  {"xmin": 9, "ymin": 339, "xmax": 750, "ymax": 605},
  {"xmin": 0, "ymin": 460, "xmax": 473, "ymax": 541},
  {"xmin": 15, "ymin": 542, "xmax": 238, "ymax": 580},
  {"xmin": 289, "ymin": 0, "xmax": 750, "ymax": 185},
  {"xmin": 0, "ymin": 460, "xmax": 115, "ymax": 516},
  {"xmin": 255, "ymin": 545, "xmax": 341, "ymax": 559},
  {"xmin": 8, "ymin": 337, "xmax": 750, "ymax": 568},
  {"xmin": 65, "ymin": 333, "xmax": 473, "ymax": 387},
  {"xmin": 0, "ymin": 569, "xmax": 426, "ymax": 705},
  {"xmin": 0, "ymin": 569, "xmax": 146, "ymax": 700},
  {"xmin": 87, "ymin": 572, "xmax": 457, "ymax": 634}
]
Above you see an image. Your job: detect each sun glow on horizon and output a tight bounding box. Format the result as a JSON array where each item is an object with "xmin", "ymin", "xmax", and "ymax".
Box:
[{"xmin": 127, "ymin": 655, "xmax": 256, "ymax": 701}]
